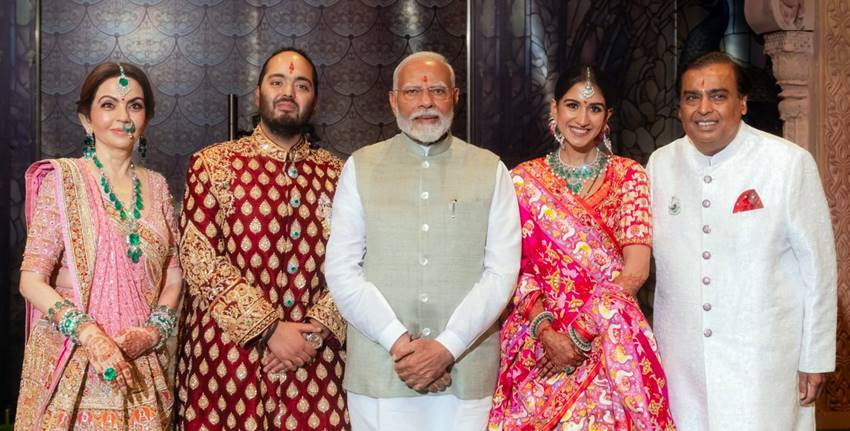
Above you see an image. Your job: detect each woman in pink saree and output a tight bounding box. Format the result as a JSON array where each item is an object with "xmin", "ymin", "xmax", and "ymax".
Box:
[
  {"xmin": 488, "ymin": 65, "xmax": 676, "ymax": 430},
  {"xmin": 15, "ymin": 63, "xmax": 182, "ymax": 430}
]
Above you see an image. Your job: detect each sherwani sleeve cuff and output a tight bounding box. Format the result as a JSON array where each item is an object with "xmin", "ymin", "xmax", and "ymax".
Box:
[
  {"xmin": 210, "ymin": 280, "xmax": 279, "ymax": 346},
  {"xmin": 377, "ymin": 319, "xmax": 408, "ymax": 352},
  {"xmin": 435, "ymin": 329, "xmax": 465, "ymax": 360},
  {"xmin": 306, "ymin": 291, "xmax": 347, "ymax": 344}
]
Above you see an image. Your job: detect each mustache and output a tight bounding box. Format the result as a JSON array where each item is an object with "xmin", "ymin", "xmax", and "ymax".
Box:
[
  {"xmin": 409, "ymin": 109, "xmax": 442, "ymax": 120},
  {"xmin": 273, "ymin": 96, "xmax": 299, "ymax": 108}
]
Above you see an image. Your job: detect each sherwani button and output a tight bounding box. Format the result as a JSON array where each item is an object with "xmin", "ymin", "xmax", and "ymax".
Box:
[
  {"xmin": 421, "ymin": 161, "xmax": 430, "ymax": 168},
  {"xmin": 703, "ymin": 303, "xmax": 712, "ymax": 311},
  {"xmin": 420, "ymin": 192, "xmax": 429, "ymax": 199},
  {"xmin": 702, "ymin": 199, "xmax": 711, "ymax": 208},
  {"xmin": 702, "ymin": 276, "xmax": 711, "ymax": 285},
  {"xmin": 702, "ymin": 251, "xmax": 711, "ymax": 259},
  {"xmin": 704, "ymin": 329, "xmax": 712, "ymax": 337},
  {"xmin": 421, "ymin": 224, "xmax": 430, "ymax": 232},
  {"xmin": 702, "ymin": 225, "xmax": 711, "ymax": 234},
  {"xmin": 419, "ymin": 256, "xmax": 429, "ymax": 266},
  {"xmin": 419, "ymin": 293, "xmax": 429, "ymax": 303},
  {"xmin": 704, "ymin": 175, "xmax": 712, "ymax": 184},
  {"xmin": 421, "ymin": 328, "xmax": 431, "ymax": 337}
]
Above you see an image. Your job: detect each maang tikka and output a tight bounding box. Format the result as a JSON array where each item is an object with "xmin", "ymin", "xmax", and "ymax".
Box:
[
  {"xmin": 579, "ymin": 66, "xmax": 595, "ymax": 100},
  {"xmin": 116, "ymin": 63, "xmax": 131, "ymax": 100}
]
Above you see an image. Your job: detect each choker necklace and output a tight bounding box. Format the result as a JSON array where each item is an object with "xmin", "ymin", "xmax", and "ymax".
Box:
[
  {"xmin": 87, "ymin": 151, "xmax": 144, "ymax": 263},
  {"xmin": 546, "ymin": 148, "xmax": 609, "ymax": 194}
]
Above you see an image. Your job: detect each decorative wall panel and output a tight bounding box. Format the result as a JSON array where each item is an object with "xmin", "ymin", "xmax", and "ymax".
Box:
[
  {"xmin": 819, "ymin": 0, "xmax": 850, "ymax": 418},
  {"xmin": 40, "ymin": 0, "xmax": 468, "ymax": 201}
]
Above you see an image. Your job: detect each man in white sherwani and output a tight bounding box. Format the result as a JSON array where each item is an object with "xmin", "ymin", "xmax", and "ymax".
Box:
[{"xmin": 647, "ymin": 51, "xmax": 837, "ymax": 430}]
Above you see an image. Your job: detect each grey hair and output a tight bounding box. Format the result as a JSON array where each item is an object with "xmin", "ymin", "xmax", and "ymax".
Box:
[{"xmin": 392, "ymin": 51, "xmax": 456, "ymax": 89}]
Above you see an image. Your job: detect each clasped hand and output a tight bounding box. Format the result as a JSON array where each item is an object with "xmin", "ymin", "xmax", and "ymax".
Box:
[
  {"xmin": 261, "ymin": 320, "xmax": 324, "ymax": 373},
  {"xmin": 391, "ymin": 333, "xmax": 454, "ymax": 393},
  {"xmin": 537, "ymin": 324, "xmax": 586, "ymax": 379}
]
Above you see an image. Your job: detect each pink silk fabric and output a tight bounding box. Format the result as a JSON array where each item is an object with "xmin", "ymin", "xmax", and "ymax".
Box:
[{"xmin": 488, "ymin": 157, "xmax": 676, "ymax": 431}]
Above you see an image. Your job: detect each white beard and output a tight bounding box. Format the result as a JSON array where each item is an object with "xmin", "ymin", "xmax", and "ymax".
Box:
[{"xmin": 395, "ymin": 108, "xmax": 453, "ymax": 144}]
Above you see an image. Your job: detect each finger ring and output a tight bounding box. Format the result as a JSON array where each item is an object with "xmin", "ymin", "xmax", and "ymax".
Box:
[
  {"xmin": 304, "ymin": 332, "xmax": 323, "ymax": 349},
  {"xmin": 564, "ymin": 366, "xmax": 575, "ymax": 375},
  {"xmin": 103, "ymin": 367, "xmax": 117, "ymax": 381}
]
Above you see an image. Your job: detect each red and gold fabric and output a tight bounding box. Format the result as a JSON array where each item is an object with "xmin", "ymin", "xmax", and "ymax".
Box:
[
  {"xmin": 175, "ymin": 127, "xmax": 348, "ymax": 430},
  {"xmin": 487, "ymin": 156, "xmax": 675, "ymax": 431}
]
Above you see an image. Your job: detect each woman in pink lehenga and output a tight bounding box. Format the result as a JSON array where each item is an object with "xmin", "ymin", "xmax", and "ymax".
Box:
[
  {"xmin": 15, "ymin": 63, "xmax": 182, "ymax": 430},
  {"xmin": 488, "ymin": 65, "xmax": 676, "ymax": 431}
]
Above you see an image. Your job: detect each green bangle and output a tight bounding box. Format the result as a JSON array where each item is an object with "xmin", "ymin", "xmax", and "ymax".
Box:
[
  {"xmin": 146, "ymin": 305, "xmax": 177, "ymax": 350},
  {"xmin": 57, "ymin": 308, "xmax": 94, "ymax": 345},
  {"xmin": 45, "ymin": 299, "xmax": 75, "ymax": 324},
  {"xmin": 530, "ymin": 311, "xmax": 555, "ymax": 339},
  {"xmin": 568, "ymin": 326, "xmax": 593, "ymax": 353}
]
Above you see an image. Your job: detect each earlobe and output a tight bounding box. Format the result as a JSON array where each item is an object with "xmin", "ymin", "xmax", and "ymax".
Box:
[{"xmin": 77, "ymin": 113, "xmax": 92, "ymax": 133}]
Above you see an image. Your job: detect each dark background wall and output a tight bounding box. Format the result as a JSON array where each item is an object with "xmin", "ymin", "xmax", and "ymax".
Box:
[{"xmin": 0, "ymin": 0, "xmax": 779, "ymax": 422}]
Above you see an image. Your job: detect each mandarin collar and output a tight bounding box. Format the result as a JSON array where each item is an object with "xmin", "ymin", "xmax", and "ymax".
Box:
[
  {"xmin": 688, "ymin": 122, "xmax": 749, "ymax": 169},
  {"xmin": 399, "ymin": 132, "xmax": 453, "ymax": 157},
  {"xmin": 252, "ymin": 125, "xmax": 311, "ymax": 162}
]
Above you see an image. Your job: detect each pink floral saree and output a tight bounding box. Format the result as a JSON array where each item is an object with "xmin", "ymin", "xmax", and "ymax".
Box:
[{"xmin": 488, "ymin": 156, "xmax": 675, "ymax": 431}]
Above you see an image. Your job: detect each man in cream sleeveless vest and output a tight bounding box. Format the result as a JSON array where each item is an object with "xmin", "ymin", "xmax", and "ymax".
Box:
[{"xmin": 326, "ymin": 51, "xmax": 521, "ymax": 430}]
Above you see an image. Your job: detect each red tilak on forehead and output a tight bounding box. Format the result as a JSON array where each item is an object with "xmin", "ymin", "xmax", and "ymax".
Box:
[
  {"xmin": 700, "ymin": 79, "xmax": 705, "ymax": 87},
  {"xmin": 422, "ymin": 76, "xmax": 428, "ymax": 83},
  {"xmin": 288, "ymin": 62, "xmax": 295, "ymax": 74}
]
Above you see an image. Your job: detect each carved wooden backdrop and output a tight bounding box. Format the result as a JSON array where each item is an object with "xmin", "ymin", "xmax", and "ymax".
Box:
[{"xmin": 818, "ymin": 0, "xmax": 850, "ymax": 422}]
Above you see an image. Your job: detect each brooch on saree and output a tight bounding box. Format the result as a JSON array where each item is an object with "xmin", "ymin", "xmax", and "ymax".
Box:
[{"xmin": 668, "ymin": 196, "xmax": 681, "ymax": 215}]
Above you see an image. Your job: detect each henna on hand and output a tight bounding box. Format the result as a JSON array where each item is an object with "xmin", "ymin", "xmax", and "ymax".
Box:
[{"xmin": 114, "ymin": 326, "xmax": 159, "ymax": 359}]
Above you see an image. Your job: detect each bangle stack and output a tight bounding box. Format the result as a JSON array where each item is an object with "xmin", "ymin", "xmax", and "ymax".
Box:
[
  {"xmin": 45, "ymin": 299, "xmax": 75, "ymax": 323},
  {"xmin": 568, "ymin": 326, "xmax": 593, "ymax": 353},
  {"xmin": 146, "ymin": 305, "xmax": 178, "ymax": 351},
  {"xmin": 530, "ymin": 311, "xmax": 555, "ymax": 339},
  {"xmin": 57, "ymin": 308, "xmax": 95, "ymax": 345}
]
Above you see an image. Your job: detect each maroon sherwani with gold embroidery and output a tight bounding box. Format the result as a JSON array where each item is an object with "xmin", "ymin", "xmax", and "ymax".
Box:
[{"xmin": 175, "ymin": 127, "xmax": 348, "ymax": 430}]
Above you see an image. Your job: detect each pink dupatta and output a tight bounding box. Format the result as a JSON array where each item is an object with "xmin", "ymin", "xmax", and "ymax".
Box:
[
  {"xmin": 20, "ymin": 159, "xmax": 166, "ymax": 430},
  {"xmin": 488, "ymin": 160, "xmax": 675, "ymax": 431}
]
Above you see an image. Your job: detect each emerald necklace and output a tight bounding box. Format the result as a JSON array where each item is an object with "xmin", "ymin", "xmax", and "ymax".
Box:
[
  {"xmin": 87, "ymin": 152, "xmax": 144, "ymax": 263},
  {"xmin": 546, "ymin": 148, "xmax": 609, "ymax": 194}
]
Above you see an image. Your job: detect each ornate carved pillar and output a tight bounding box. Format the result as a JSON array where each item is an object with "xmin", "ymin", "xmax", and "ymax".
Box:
[
  {"xmin": 745, "ymin": 0, "xmax": 815, "ymax": 150},
  {"xmin": 746, "ymin": 0, "xmax": 850, "ymax": 426}
]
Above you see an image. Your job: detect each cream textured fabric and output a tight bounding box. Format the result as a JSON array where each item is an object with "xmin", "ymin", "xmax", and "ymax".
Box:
[{"xmin": 648, "ymin": 123, "xmax": 837, "ymax": 431}]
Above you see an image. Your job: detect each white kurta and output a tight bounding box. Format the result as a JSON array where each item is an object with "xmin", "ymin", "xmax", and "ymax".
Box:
[
  {"xmin": 647, "ymin": 123, "xmax": 837, "ymax": 431},
  {"xmin": 325, "ymin": 146, "xmax": 521, "ymax": 431}
]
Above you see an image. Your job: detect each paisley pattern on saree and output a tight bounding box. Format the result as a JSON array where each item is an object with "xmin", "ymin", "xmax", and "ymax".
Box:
[{"xmin": 488, "ymin": 157, "xmax": 674, "ymax": 431}]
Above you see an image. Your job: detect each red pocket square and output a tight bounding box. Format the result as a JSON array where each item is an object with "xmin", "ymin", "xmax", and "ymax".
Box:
[{"xmin": 733, "ymin": 189, "xmax": 763, "ymax": 213}]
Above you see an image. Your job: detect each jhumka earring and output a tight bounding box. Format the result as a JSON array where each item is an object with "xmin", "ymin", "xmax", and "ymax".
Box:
[
  {"xmin": 548, "ymin": 115, "xmax": 565, "ymax": 146},
  {"xmin": 579, "ymin": 66, "xmax": 595, "ymax": 100},
  {"xmin": 602, "ymin": 125, "xmax": 613, "ymax": 153},
  {"xmin": 138, "ymin": 137, "xmax": 147, "ymax": 159},
  {"xmin": 83, "ymin": 132, "xmax": 95, "ymax": 158}
]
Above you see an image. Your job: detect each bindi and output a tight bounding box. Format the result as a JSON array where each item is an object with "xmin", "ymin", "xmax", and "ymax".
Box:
[
  {"xmin": 288, "ymin": 62, "xmax": 295, "ymax": 74},
  {"xmin": 421, "ymin": 76, "xmax": 428, "ymax": 84}
]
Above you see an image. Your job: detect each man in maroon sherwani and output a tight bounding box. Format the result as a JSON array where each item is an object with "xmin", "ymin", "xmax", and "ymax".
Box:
[{"xmin": 175, "ymin": 47, "xmax": 349, "ymax": 430}]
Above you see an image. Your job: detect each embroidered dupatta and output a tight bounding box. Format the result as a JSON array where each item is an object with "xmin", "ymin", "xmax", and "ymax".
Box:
[
  {"xmin": 16, "ymin": 159, "xmax": 174, "ymax": 431},
  {"xmin": 488, "ymin": 160, "xmax": 675, "ymax": 431}
]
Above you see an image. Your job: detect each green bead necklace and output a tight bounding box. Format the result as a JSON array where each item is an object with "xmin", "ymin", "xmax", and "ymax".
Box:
[
  {"xmin": 88, "ymin": 152, "xmax": 144, "ymax": 263},
  {"xmin": 546, "ymin": 148, "xmax": 609, "ymax": 194}
]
